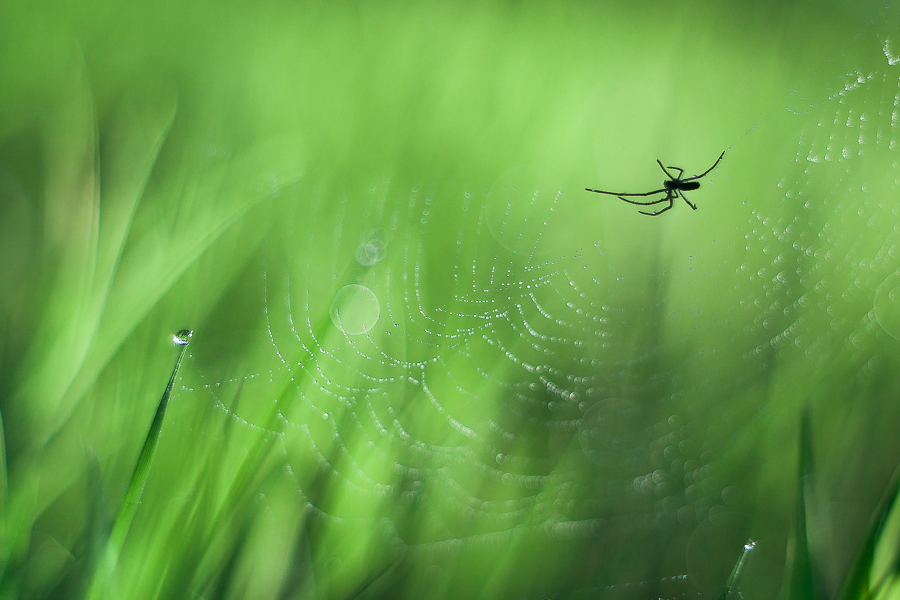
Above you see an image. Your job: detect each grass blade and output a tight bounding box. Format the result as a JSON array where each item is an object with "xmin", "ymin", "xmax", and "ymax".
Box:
[
  {"xmin": 835, "ymin": 457, "xmax": 900, "ymax": 600},
  {"xmin": 718, "ymin": 540, "xmax": 756, "ymax": 600},
  {"xmin": 785, "ymin": 404, "xmax": 818, "ymax": 600},
  {"xmin": 86, "ymin": 329, "xmax": 192, "ymax": 599}
]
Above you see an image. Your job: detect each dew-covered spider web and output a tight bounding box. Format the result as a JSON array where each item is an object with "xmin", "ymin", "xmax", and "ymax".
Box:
[{"xmin": 171, "ymin": 8, "xmax": 900, "ymax": 600}]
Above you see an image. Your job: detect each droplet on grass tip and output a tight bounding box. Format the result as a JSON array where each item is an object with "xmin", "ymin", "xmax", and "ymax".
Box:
[{"xmin": 171, "ymin": 329, "xmax": 193, "ymax": 346}]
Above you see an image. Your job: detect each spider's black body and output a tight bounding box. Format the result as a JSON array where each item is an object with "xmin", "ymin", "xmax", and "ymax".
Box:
[
  {"xmin": 665, "ymin": 179, "xmax": 699, "ymax": 191},
  {"xmin": 586, "ymin": 151, "xmax": 725, "ymax": 216}
]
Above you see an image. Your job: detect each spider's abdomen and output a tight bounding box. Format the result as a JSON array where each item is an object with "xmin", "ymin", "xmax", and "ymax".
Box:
[{"xmin": 665, "ymin": 180, "xmax": 700, "ymax": 191}]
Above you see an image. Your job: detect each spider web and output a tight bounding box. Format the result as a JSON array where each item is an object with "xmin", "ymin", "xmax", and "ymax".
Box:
[{"xmin": 170, "ymin": 8, "xmax": 900, "ymax": 599}]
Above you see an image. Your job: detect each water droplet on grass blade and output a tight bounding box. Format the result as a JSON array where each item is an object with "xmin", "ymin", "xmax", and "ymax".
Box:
[{"xmin": 170, "ymin": 329, "xmax": 193, "ymax": 346}]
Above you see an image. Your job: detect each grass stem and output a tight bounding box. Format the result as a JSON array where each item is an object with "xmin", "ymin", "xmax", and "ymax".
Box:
[{"xmin": 86, "ymin": 329, "xmax": 192, "ymax": 599}]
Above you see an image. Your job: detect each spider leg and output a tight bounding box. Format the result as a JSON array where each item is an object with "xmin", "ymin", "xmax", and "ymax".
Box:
[
  {"xmin": 678, "ymin": 190, "xmax": 697, "ymax": 210},
  {"xmin": 683, "ymin": 150, "xmax": 726, "ymax": 182},
  {"xmin": 656, "ymin": 160, "xmax": 676, "ymax": 180},
  {"xmin": 585, "ymin": 187, "xmax": 667, "ymax": 197},
  {"xmin": 616, "ymin": 193, "xmax": 671, "ymax": 206},
  {"xmin": 667, "ymin": 166, "xmax": 684, "ymax": 178},
  {"xmin": 639, "ymin": 198, "xmax": 674, "ymax": 216}
]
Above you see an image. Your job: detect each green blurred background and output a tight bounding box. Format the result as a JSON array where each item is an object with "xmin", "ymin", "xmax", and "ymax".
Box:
[{"xmin": 3, "ymin": 0, "xmax": 900, "ymax": 598}]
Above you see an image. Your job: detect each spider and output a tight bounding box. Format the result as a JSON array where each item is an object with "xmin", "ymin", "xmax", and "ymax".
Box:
[{"xmin": 585, "ymin": 151, "xmax": 725, "ymax": 216}]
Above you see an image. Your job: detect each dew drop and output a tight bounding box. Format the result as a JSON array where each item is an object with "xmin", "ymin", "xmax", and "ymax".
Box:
[{"xmin": 171, "ymin": 329, "xmax": 193, "ymax": 346}]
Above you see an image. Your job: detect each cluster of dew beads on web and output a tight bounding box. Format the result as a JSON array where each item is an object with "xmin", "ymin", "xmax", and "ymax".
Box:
[
  {"xmin": 702, "ymin": 23, "xmax": 900, "ymax": 404},
  {"xmin": 327, "ymin": 16, "xmax": 900, "ymax": 590},
  {"xmin": 157, "ymin": 19, "xmax": 900, "ymax": 598},
  {"xmin": 188, "ymin": 166, "xmax": 739, "ymax": 578},
  {"xmin": 765, "ymin": 41, "xmax": 900, "ymax": 381}
]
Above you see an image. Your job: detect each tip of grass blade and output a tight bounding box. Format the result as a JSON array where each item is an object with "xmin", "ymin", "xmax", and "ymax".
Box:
[{"xmin": 717, "ymin": 539, "xmax": 756, "ymax": 600}]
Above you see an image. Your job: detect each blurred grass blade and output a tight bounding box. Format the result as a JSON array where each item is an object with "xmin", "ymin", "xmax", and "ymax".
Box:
[
  {"xmin": 785, "ymin": 404, "xmax": 818, "ymax": 600},
  {"xmin": 718, "ymin": 540, "xmax": 756, "ymax": 600},
  {"xmin": 835, "ymin": 455, "xmax": 900, "ymax": 600},
  {"xmin": 344, "ymin": 556, "xmax": 403, "ymax": 600},
  {"xmin": 86, "ymin": 329, "xmax": 192, "ymax": 598},
  {"xmin": 868, "ymin": 490, "xmax": 900, "ymax": 600},
  {"xmin": 0, "ymin": 406, "xmax": 9, "ymax": 582}
]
